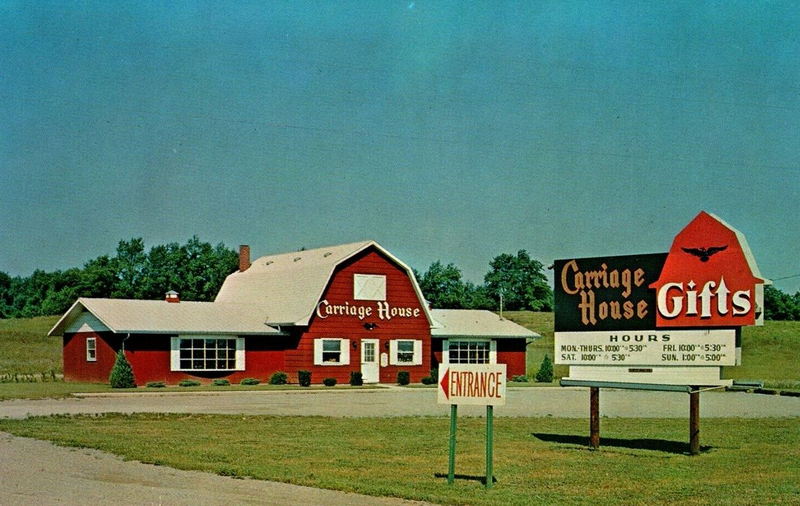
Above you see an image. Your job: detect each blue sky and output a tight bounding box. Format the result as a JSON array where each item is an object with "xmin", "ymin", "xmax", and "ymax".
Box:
[{"xmin": 2, "ymin": 1, "xmax": 799, "ymax": 293}]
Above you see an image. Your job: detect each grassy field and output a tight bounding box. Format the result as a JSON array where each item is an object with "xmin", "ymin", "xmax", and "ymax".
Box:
[
  {"xmin": 0, "ymin": 413, "xmax": 797, "ymax": 505},
  {"xmin": 0, "ymin": 315, "xmax": 60, "ymax": 376}
]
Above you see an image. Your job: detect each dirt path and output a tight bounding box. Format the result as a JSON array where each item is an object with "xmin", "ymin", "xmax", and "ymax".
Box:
[{"xmin": 0, "ymin": 431, "xmax": 431, "ymax": 506}]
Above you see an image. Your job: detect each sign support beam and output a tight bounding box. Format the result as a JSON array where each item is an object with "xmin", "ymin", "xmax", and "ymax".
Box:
[
  {"xmin": 589, "ymin": 387, "xmax": 600, "ymax": 449},
  {"xmin": 689, "ymin": 390, "xmax": 700, "ymax": 455}
]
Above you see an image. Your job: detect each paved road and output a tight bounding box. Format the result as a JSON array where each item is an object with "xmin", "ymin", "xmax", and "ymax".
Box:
[
  {"xmin": 1, "ymin": 387, "xmax": 799, "ymax": 420},
  {"xmin": 1, "ymin": 387, "xmax": 797, "ymax": 505}
]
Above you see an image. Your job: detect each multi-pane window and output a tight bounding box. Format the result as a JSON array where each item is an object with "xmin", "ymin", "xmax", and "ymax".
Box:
[
  {"xmin": 396, "ymin": 340, "xmax": 415, "ymax": 363},
  {"xmin": 179, "ymin": 338, "xmax": 237, "ymax": 371},
  {"xmin": 86, "ymin": 337, "xmax": 97, "ymax": 362},
  {"xmin": 448, "ymin": 341, "xmax": 490, "ymax": 364}
]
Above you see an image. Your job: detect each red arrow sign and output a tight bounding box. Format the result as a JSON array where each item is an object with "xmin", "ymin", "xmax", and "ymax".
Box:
[{"xmin": 440, "ymin": 368, "xmax": 450, "ymax": 400}]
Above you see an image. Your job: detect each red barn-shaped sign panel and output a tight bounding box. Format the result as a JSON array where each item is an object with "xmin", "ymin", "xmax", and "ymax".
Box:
[{"xmin": 649, "ymin": 212, "xmax": 765, "ymax": 328}]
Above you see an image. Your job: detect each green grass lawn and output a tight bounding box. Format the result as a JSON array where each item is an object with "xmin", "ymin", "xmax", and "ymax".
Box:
[{"xmin": 0, "ymin": 413, "xmax": 797, "ymax": 505}]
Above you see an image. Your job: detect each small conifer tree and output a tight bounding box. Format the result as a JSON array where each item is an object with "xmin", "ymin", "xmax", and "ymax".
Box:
[
  {"xmin": 109, "ymin": 349, "xmax": 136, "ymax": 388},
  {"xmin": 535, "ymin": 354, "xmax": 554, "ymax": 383}
]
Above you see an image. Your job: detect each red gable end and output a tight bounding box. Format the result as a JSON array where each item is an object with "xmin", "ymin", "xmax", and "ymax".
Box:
[{"xmin": 649, "ymin": 211, "xmax": 764, "ymax": 327}]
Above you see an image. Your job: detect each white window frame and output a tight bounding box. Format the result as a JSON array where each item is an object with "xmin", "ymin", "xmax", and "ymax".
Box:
[
  {"xmin": 443, "ymin": 339, "xmax": 497, "ymax": 365},
  {"xmin": 170, "ymin": 336, "xmax": 245, "ymax": 372},
  {"xmin": 389, "ymin": 339, "xmax": 423, "ymax": 366},
  {"xmin": 313, "ymin": 338, "xmax": 351, "ymax": 366},
  {"xmin": 353, "ymin": 274, "xmax": 386, "ymax": 301},
  {"xmin": 86, "ymin": 337, "xmax": 97, "ymax": 362}
]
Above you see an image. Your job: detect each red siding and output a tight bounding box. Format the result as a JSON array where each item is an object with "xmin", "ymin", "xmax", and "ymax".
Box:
[
  {"xmin": 284, "ymin": 248, "xmax": 432, "ymax": 384},
  {"xmin": 63, "ymin": 332, "xmax": 120, "ymax": 382},
  {"xmin": 497, "ymin": 338, "xmax": 527, "ymax": 377}
]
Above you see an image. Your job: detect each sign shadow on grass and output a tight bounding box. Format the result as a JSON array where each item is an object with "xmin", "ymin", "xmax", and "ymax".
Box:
[
  {"xmin": 532, "ymin": 433, "xmax": 712, "ymax": 455},
  {"xmin": 434, "ymin": 473, "xmax": 497, "ymax": 485}
]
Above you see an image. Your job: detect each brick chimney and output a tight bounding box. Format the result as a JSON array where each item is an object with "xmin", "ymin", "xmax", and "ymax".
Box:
[
  {"xmin": 239, "ymin": 245, "xmax": 251, "ymax": 272},
  {"xmin": 165, "ymin": 290, "xmax": 180, "ymax": 303}
]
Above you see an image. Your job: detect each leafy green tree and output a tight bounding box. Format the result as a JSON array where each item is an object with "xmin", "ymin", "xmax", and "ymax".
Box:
[
  {"xmin": 109, "ymin": 349, "xmax": 136, "ymax": 388},
  {"xmin": 77, "ymin": 255, "xmax": 118, "ymax": 298},
  {"xmin": 484, "ymin": 250, "xmax": 553, "ymax": 311},
  {"xmin": 111, "ymin": 238, "xmax": 147, "ymax": 299},
  {"xmin": 417, "ymin": 261, "xmax": 470, "ymax": 308}
]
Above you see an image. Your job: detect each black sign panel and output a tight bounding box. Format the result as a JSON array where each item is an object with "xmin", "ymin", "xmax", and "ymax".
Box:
[{"xmin": 554, "ymin": 253, "xmax": 667, "ymax": 332}]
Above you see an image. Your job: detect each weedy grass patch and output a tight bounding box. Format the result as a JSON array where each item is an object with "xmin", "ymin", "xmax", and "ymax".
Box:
[
  {"xmin": 0, "ymin": 414, "xmax": 797, "ymax": 505},
  {"xmin": 0, "ymin": 316, "xmax": 61, "ymax": 375}
]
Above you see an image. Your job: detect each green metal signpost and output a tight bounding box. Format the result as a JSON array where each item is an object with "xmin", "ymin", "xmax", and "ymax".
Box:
[{"xmin": 440, "ymin": 364, "xmax": 506, "ymax": 489}]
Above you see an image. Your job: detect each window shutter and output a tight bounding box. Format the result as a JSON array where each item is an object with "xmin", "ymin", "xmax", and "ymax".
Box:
[
  {"xmin": 443, "ymin": 340, "xmax": 450, "ymax": 365},
  {"xmin": 340, "ymin": 339, "xmax": 350, "ymax": 365},
  {"xmin": 389, "ymin": 340, "xmax": 398, "ymax": 365},
  {"xmin": 235, "ymin": 337, "xmax": 246, "ymax": 370},
  {"xmin": 490, "ymin": 340, "xmax": 497, "ymax": 364},
  {"xmin": 170, "ymin": 337, "xmax": 180, "ymax": 371},
  {"xmin": 314, "ymin": 339, "xmax": 323, "ymax": 365},
  {"xmin": 413, "ymin": 340, "xmax": 423, "ymax": 365}
]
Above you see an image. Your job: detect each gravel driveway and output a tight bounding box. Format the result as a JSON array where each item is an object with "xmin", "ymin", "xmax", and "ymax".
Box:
[{"xmin": 1, "ymin": 386, "xmax": 799, "ymax": 420}]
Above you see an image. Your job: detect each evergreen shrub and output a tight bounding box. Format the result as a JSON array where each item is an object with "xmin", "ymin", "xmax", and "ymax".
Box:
[
  {"xmin": 535, "ymin": 354, "xmax": 554, "ymax": 383},
  {"xmin": 323, "ymin": 377, "xmax": 337, "ymax": 387},
  {"xmin": 397, "ymin": 371, "xmax": 410, "ymax": 385},
  {"xmin": 269, "ymin": 371, "xmax": 288, "ymax": 385},
  {"xmin": 298, "ymin": 370, "xmax": 312, "ymax": 387},
  {"xmin": 109, "ymin": 350, "xmax": 136, "ymax": 388},
  {"xmin": 349, "ymin": 371, "xmax": 363, "ymax": 386}
]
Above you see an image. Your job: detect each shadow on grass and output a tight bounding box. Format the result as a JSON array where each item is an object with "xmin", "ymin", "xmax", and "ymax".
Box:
[
  {"xmin": 434, "ymin": 473, "xmax": 497, "ymax": 485},
  {"xmin": 532, "ymin": 433, "xmax": 712, "ymax": 455}
]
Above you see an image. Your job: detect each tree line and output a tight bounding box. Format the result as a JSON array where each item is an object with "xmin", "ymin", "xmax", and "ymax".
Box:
[
  {"xmin": 0, "ymin": 237, "xmax": 238, "ymax": 318},
  {"xmin": 0, "ymin": 240, "xmax": 554, "ymax": 319},
  {"xmin": 2, "ymin": 238, "xmax": 796, "ymax": 320}
]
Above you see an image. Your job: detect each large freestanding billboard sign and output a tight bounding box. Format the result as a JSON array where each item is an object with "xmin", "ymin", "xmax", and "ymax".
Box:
[{"xmin": 554, "ymin": 212, "xmax": 767, "ymax": 386}]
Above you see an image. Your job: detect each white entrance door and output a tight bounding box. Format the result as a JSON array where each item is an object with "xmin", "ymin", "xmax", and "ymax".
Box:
[{"xmin": 361, "ymin": 339, "xmax": 379, "ymax": 383}]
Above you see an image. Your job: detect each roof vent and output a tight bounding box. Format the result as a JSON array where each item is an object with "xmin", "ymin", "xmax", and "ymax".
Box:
[
  {"xmin": 294, "ymin": 257, "xmax": 302, "ymax": 262},
  {"xmin": 165, "ymin": 290, "xmax": 180, "ymax": 303},
  {"xmin": 265, "ymin": 260, "xmax": 273, "ymax": 266},
  {"xmin": 324, "ymin": 252, "xmax": 332, "ymax": 257}
]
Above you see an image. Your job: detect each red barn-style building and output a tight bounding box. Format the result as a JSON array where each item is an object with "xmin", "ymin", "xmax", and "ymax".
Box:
[{"xmin": 50, "ymin": 241, "xmax": 537, "ymax": 385}]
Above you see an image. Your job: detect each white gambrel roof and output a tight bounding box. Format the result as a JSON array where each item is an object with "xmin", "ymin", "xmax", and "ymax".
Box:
[
  {"xmin": 48, "ymin": 298, "xmax": 282, "ymax": 336},
  {"xmin": 215, "ymin": 240, "xmax": 433, "ymax": 326},
  {"xmin": 430, "ymin": 309, "xmax": 540, "ymax": 339}
]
